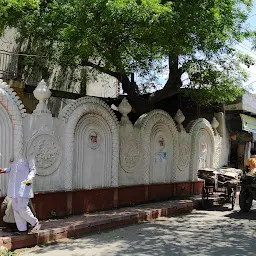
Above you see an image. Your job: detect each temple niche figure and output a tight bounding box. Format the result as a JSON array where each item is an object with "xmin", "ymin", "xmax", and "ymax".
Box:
[
  {"xmin": 198, "ymin": 142, "xmax": 208, "ymax": 169},
  {"xmin": 90, "ymin": 132, "xmax": 98, "ymax": 144}
]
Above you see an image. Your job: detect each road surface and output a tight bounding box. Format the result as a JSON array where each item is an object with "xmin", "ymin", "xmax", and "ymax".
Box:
[{"xmin": 17, "ymin": 202, "xmax": 256, "ymax": 256}]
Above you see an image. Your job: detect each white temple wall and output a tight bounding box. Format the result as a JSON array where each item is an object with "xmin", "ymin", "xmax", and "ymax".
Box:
[
  {"xmin": 23, "ymin": 114, "xmax": 65, "ymax": 192},
  {"xmin": 175, "ymin": 131, "xmax": 191, "ymax": 182},
  {"xmin": 135, "ymin": 110, "xmax": 179, "ymax": 184},
  {"xmin": 59, "ymin": 97, "xmax": 119, "ymax": 191},
  {"xmin": 0, "ymin": 80, "xmax": 25, "ymax": 196},
  {"xmin": 189, "ymin": 118, "xmax": 215, "ymax": 181},
  {"xmin": 0, "ymin": 104, "xmax": 13, "ymax": 195},
  {"xmin": 118, "ymin": 125, "xmax": 145, "ymax": 186},
  {"xmin": 0, "ymin": 80, "xmax": 229, "ymax": 195},
  {"xmin": 214, "ymin": 112, "xmax": 229, "ymax": 167}
]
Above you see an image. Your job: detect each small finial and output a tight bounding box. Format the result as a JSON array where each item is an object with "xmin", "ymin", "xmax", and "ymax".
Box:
[
  {"xmin": 211, "ymin": 117, "xmax": 219, "ymax": 135},
  {"xmin": 174, "ymin": 109, "xmax": 185, "ymax": 132},
  {"xmin": 33, "ymin": 79, "xmax": 52, "ymax": 114},
  {"xmin": 119, "ymin": 98, "xmax": 132, "ymax": 124}
]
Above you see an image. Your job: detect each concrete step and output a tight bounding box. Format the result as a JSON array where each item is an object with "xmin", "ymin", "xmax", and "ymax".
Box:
[{"xmin": 0, "ymin": 197, "xmax": 201, "ymax": 250}]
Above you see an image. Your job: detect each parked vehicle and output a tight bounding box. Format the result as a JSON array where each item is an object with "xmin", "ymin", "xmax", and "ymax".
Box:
[
  {"xmin": 198, "ymin": 167, "xmax": 241, "ymax": 210},
  {"xmin": 239, "ymin": 175, "xmax": 256, "ymax": 212}
]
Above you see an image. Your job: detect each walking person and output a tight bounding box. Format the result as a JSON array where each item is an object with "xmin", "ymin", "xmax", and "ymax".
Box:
[
  {"xmin": 1, "ymin": 196, "xmax": 37, "ymax": 232},
  {"xmin": 0, "ymin": 156, "xmax": 40, "ymax": 233}
]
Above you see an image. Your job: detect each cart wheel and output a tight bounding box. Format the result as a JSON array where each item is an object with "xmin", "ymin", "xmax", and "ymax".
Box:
[
  {"xmin": 202, "ymin": 186, "xmax": 207, "ymax": 200},
  {"xmin": 231, "ymin": 189, "xmax": 236, "ymax": 210},
  {"xmin": 239, "ymin": 189, "xmax": 253, "ymax": 212}
]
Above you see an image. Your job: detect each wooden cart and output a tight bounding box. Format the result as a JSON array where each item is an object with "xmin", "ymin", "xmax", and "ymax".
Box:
[{"xmin": 198, "ymin": 168, "xmax": 241, "ymax": 210}]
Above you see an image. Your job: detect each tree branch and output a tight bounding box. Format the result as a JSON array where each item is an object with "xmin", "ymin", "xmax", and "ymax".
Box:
[
  {"xmin": 148, "ymin": 55, "xmax": 181, "ymax": 105},
  {"xmin": 80, "ymin": 60, "xmax": 121, "ymax": 81}
]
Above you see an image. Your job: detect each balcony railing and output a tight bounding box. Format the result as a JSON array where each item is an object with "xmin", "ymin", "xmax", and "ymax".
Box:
[{"xmin": 0, "ymin": 51, "xmax": 19, "ymax": 80}]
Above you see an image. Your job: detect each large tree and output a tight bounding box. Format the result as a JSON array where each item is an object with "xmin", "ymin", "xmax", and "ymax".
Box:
[{"xmin": 0, "ymin": 0, "xmax": 254, "ymax": 114}]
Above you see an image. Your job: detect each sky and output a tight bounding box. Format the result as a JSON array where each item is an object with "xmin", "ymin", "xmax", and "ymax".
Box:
[
  {"xmin": 236, "ymin": 1, "xmax": 256, "ymax": 93},
  {"xmin": 147, "ymin": 1, "xmax": 256, "ymax": 94}
]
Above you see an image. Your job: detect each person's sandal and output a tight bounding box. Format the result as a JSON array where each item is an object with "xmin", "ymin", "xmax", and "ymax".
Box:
[{"xmin": 30, "ymin": 222, "xmax": 41, "ymax": 233}]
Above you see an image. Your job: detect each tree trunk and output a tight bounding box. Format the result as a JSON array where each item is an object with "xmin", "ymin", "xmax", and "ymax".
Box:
[
  {"xmin": 120, "ymin": 73, "xmax": 179, "ymax": 115},
  {"xmin": 81, "ymin": 56, "xmax": 181, "ymax": 115},
  {"xmin": 119, "ymin": 55, "xmax": 181, "ymax": 115}
]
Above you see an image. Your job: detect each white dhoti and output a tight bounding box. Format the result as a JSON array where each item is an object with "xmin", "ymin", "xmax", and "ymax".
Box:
[
  {"xmin": 3, "ymin": 157, "xmax": 39, "ymax": 231},
  {"xmin": 11, "ymin": 197, "xmax": 38, "ymax": 231}
]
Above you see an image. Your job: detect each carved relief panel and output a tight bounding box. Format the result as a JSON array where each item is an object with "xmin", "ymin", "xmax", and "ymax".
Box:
[
  {"xmin": 177, "ymin": 135, "xmax": 191, "ymax": 171},
  {"xmin": 26, "ymin": 133, "xmax": 62, "ymax": 176},
  {"xmin": 120, "ymin": 131, "xmax": 141, "ymax": 173}
]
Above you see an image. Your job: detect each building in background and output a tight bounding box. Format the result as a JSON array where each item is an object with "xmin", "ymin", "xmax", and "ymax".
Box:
[
  {"xmin": 0, "ymin": 29, "xmax": 120, "ymax": 115},
  {"xmin": 225, "ymin": 92, "xmax": 256, "ymax": 170}
]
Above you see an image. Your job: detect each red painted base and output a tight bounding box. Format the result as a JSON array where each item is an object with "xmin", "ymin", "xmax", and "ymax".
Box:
[{"xmin": 0, "ymin": 181, "xmax": 203, "ymax": 222}]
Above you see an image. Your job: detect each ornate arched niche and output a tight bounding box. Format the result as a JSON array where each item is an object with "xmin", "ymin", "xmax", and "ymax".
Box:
[
  {"xmin": 59, "ymin": 97, "xmax": 119, "ymax": 189},
  {"xmin": 135, "ymin": 110, "xmax": 179, "ymax": 184},
  {"xmin": 189, "ymin": 118, "xmax": 215, "ymax": 181},
  {"xmin": 0, "ymin": 80, "xmax": 25, "ymax": 195}
]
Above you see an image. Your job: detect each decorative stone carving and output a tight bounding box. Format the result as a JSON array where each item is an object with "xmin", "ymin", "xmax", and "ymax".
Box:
[
  {"xmin": 31, "ymin": 124, "xmax": 52, "ymax": 137},
  {"xmin": 188, "ymin": 118, "xmax": 215, "ymax": 181},
  {"xmin": 177, "ymin": 139, "xmax": 190, "ymax": 171},
  {"xmin": 213, "ymin": 137, "xmax": 222, "ymax": 168},
  {"xmin": 211, "ymin": 117, "xmax": 219, "ymax": 135},
  {"xmin": 0, "ymin": 104, "xmax": 13, "ymax": 196},
  {"xmin": 157, "ymin": 135, "xmax": 165, "ymax": 151},
  {"xmin": 33, "ymin": 79, "xmax": 52, "ymax": 114},
  {"xmin": 174, "ymin": 109, "xmax": 185, "ymax": 132},
  {"xmin": 119, "ymin": 98, "xmax": 132, "ymax": 125},
  {"xmin": 135, "ymin": 109, "xmax": 179, "ymax": 183},
  {"xmin": 74, "ymin": 114, "xmax": 114, "ymax": 189},
  {"xmin": 120, "ymin": 132, "xmax": 141, "ymax": 173},
  {"xmin": 87, "ymin": 130, "xmax": 100, "ymax": 149},
  {"xmin": 198, "ymin": 133, "xmax": 209, "ymax": 170},
  {"xmin": 60, "ymin": 97, "xmax": 119, "ymax": 189},
  {"xmin": 26, "ymin": 134, "xmax": 62, "ymax": 176},
  {"xmin": 0, "ymin": 80, "xmax": 25, "ymax": 159}
]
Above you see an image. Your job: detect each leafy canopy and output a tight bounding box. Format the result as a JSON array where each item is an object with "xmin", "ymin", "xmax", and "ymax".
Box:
[{"xmin": 0, "ymin": 0, "xmax": 254, "ymax": 112}]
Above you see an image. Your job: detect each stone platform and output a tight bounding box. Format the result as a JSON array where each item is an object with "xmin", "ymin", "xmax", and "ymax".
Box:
[{"xmin": 0, "ymin": 197, "xmax": 201, "ymax": 250}]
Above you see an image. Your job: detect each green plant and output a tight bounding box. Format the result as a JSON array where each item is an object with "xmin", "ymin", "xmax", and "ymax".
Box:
[
  {"xmin": 50, "ymin": 210, "xmax": 57, "ymax": 218},
  {"xmin": 0, "ymin": 246, "xmax": 16, "ymax": 256}
]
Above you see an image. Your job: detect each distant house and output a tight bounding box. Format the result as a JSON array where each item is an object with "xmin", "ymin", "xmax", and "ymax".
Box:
[
  {"xmin": 225, "ymin": 91, "xmax": 256, "ymax": 169},
  {"xmin": 0, "ymin": 29, "xmax": 121, "ymax": 114}
]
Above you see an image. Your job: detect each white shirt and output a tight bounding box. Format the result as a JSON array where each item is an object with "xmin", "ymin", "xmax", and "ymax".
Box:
[{"xmin": 4, "ymin": 158, "xmax": 36, "ymax": 198}]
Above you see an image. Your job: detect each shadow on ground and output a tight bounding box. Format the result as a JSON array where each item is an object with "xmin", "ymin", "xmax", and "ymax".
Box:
[{"xmin": 19, "ymin": 203, "xmax": 256, "ymax": 256}]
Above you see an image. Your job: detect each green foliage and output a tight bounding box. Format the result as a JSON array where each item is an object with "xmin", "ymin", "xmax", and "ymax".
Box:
[
  {"xmin": 0, "ymin": 246, "xmax": 16, "ymax": 256},
  {"xmin": 0, "ymin": 0, "xmax": 39, "ymax": 34},
  {"xmin": 0, "ymin": 0, "xmax": 254, "ymax": 110},
  {"xmin": 182, "ymin": 52, "xmax": 251, "ymax": 105},
  {"xmin": 50, "ymin": 210, "xmax": 57, "ymax": 218}
]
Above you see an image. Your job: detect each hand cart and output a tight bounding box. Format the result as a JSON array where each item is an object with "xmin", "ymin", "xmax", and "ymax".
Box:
[{"xmin": 198, "ymin": 168, "xmax": 241, "ymax": 210}]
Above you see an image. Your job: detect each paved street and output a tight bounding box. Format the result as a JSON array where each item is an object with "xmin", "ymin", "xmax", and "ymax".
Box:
[{"xmin": 17, "ymin": 202, "xmax": 256, "ymax": 256}]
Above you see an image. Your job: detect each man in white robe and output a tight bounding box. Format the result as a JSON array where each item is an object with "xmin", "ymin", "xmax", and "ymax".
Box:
[{"xmin": 0, "ymin": 157, "xmax": 40, "ymax": 233}]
